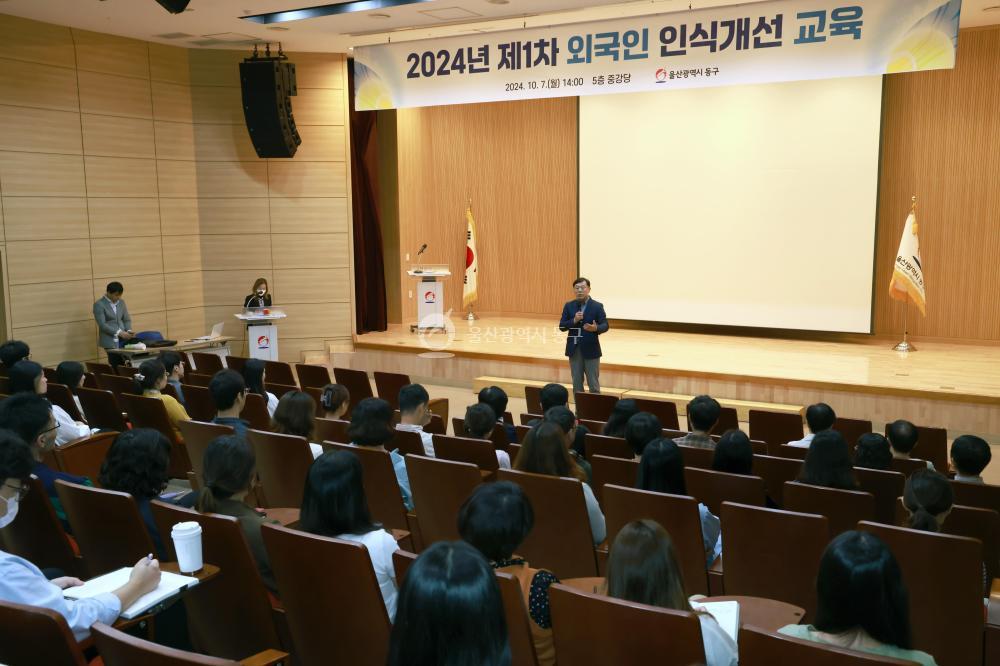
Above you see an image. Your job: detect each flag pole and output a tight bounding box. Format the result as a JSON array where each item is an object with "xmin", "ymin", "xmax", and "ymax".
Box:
[
  {"xmin": 892, "ymin": 196, "xmax": 918, "ymax": 352},
  {"xmin": 465, "ymin": 197, "xmax": 479, "ymax": 321}
]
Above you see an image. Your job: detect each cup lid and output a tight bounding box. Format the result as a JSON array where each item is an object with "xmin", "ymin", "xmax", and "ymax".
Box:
[{"xmin": 171, "ymin": 521, "xmax": 201, "ymax": 535}]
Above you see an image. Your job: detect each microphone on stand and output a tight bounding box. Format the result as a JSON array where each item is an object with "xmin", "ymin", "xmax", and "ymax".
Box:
[{"xmin": 414, "ymin": 244, "xmax": 428, "ymax": 273}]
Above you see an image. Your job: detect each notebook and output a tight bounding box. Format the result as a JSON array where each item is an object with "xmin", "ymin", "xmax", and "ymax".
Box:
[
  {"xmin": 64, "ymin": 567, "xmax": 200, "ymax": 619},
  {"xmin": 691, "ymin": 600, "xmax": 740, "ymax": 643},
  {"xmin": 191, "ymin": 322, "xmax": 224, "ymax": 341}
]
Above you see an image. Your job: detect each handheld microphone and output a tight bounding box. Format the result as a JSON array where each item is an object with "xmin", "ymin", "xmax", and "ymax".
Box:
[{"xmin": 416, "ymin": 243, "xmax": 428, "ymax": 257}]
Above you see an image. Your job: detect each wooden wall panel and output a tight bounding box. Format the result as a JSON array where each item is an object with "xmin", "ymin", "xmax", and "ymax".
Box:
[
  {"xmin": 88, "ymin": 198, "xmax": 161, "ymax": 238},
  {"xmin": 0, "ymin": 152, "xmax": 85, "ymax": 196},
  {"xmin": 270, "ymin": 233, "xmax": 348, "ymax": 269},
  {"xmin": 164, "ymin": 271, "xmax": 205, "ymax": 310},
  {"xmin": 159, "ymin": 199, "xmax": 200, "ymax": 235},
  {"xmin": 0, "ymin": 14, "xmax": 75, "ymax": 68},
  {"xmin": 11, "ymin": 280, "xmax": 94, "ymax": 328},
  {"xmin": 6, "ymin": 240, "xmax": 92, "ymax": 285},
  {"xmin": 268, "ymin": 162, "xmax": 347, "ymax": 198},
  {"xmin": 72, "ymin": 30, "xmax": 150, "ymax": 79},
  {"xmin": 291, "ymin": 125, "xmax": 346, "ymax": 161},
  {"xmin": 161, "ymin": 235, "xmax": 202, "ymax": 273},
  {"xmin": 13, "ymin": 321, "xmax": 97, "ymax": 367},
  {"xmin": 91, "ymin": 236, "xmax": 164, "ymax": 278},
  {"xmin": 274, "ymin": 268, "xmax": 350, "ymax": 303},
  {"xmin": 3, "ymin": 198, "xmax": 89, "ymax": 241},
  {"xmin": 151, "ymin": 81, "xmax": 193, "ymax": 122},
  {"xmin": 190, "ymin": 86, "xmax": 243, "ymax": 125},
  {"xmin": 90, "ymin": 274, "xmax": 166, "ymax": 314},
  {"xmin": 0, "ymin": 105, "xmax": 82, "ymax": 154},
  {"xmin": 82, "ymin": 115, "xmax": 155, "ymax": 158},
  {"xmin": 196, "ymin": 198, "xmax": 269, "ymax": 235},
  {"xmin": 199, "ymin": 236, "xmax": 272, "ymax": 270},
  {"xmin": 194, "ymin": 161, "xmax": 268, "ymax": 198},
  {"xmin": 84, "ymin": 156, "xmax": 158, "ymax": 197},
  {"xmin": 269, "ymin": 197, "xmax": 349, "ymax": 234},
  {"xmin": 77, "ymin": 70, "xmax": 153, "ymax": 119},
  {"xmin": 0, "ymin": 59, "xmax": 79, "ymax": 112},
  {"xmin": 149, "ymin": 44, "xmax": 190, "ymax": 85},
  {"xmin": 202, "ymin": 271, "xmax": 269, "ymax": 308}
]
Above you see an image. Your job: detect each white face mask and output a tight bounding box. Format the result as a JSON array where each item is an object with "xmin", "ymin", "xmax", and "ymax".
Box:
[
  {"xmin": 0, "ymin": 495, "xmax": 19, "ymax": 529},
  {"xmin": 257, "ymin": 289, "xmax": 266, "ymax": 296}
]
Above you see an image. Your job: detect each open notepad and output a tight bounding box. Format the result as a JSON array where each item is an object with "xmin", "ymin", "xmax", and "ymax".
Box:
[
  {"xmin": 64, "ymin": 568, "xmax": 200, "ymax": 620},
  {"xmin": 691, "ymin": 600, "xmax": 740, "ymax": 643}
]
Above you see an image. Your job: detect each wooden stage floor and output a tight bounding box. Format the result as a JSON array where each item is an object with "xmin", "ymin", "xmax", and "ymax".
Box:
[{"xmin": 348, "ymin": 315, "xmax": 1000, "ymax": 442}]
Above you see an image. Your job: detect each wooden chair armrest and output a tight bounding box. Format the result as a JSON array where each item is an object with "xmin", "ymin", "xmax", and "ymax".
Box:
[{"xmin": 240, "ymin": 648, "xmax": 289, "ymax": 665}]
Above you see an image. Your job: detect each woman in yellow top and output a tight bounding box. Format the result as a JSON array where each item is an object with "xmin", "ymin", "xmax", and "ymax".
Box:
[{"xmin": 132, "ymin": 358, "xmax": 190, "ymax": 439}]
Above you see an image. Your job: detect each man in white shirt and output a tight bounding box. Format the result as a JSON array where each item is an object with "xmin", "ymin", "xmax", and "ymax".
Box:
[
  {"xmin": 951, "ymin": 434, "xmax": 991, "ymax": 484},
  {"xmin": 395, "ymin": 383, "xmax": 435, "ymax": 456},
  {"xmin": 787, "ymin": 403, "xmax": 836, "ymax": 448}
]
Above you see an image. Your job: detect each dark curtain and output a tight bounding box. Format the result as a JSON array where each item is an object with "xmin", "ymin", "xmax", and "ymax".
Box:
[{"xmin": 348, "ymin": 60, "xmax": 388, "ymax": 333}]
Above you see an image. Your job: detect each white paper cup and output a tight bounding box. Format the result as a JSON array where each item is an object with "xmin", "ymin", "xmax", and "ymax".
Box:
[{"xmin": 171, "ymin": 521, "xmax": 203, "ymax": 573}]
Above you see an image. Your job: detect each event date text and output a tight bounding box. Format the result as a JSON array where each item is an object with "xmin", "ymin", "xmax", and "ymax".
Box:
[{"xmin": 505, "ymin": 78, "xmax": 584, "ymax": 91}]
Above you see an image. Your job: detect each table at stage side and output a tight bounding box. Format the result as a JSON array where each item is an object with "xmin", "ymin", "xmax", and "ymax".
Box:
[{"xmin": 111, "ymin": 337, "xmax": 235, "ymax": 367}]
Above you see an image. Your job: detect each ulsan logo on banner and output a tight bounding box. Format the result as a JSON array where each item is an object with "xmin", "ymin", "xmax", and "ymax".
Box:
[
  {"xmin": 655, "ymin": 68, "xmax": 669, "ymax": 84},
  {"xmin": 424, "ymin": 290, "xmax": 436, "ymax": 304},
  {"xmin": 257, "ymin": 335, "xmax": 270, "ymax": 350}
]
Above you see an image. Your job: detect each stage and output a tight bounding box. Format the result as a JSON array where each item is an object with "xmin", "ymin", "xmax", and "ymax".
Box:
[{"xmin": 342, "ymin": 315, "xmax": 1000, "ymax": 444}]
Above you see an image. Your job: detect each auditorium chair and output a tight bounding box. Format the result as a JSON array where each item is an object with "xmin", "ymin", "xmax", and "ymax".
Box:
[
  {"xmin": 224, "ymin": 354, "xmax": 249, "ymax": 373},
  {"xmin": 574, "ymin": 392, "xmax": 618, "ymax": 421},
  {"xmin": 677, "ymin": 444, "xmax": 714, "ymax": 470},
  {"xmin": 76, "ymin": 387, "xmax": 128, "ymax": 432},
  {"xmin": 405, "ymin": 455, "xmax": 481, "ymax": 547},
  {"xmin": 247, "ymin": 429, "xmax": 313, "ymax": 509},
  {"xmin": 776, "ymin": 444, "xmax": 808, "ymax": 460},
  {"xmin": 497, "ymin": 469, "xmax": 600, "ymax": 578},
  {"xmin": 578, "ymin": 418, "xmax": 606, "ymax": 433},
  {"xmin": 0, "ymin": 600, "xmax": 90, "ymax": 666},
  {"xmin": 749, "ymin": 409, "xmax": 804, "ymax": 452},
  {"xmin": 548, "ymin": 583, "xmax": 705, "ymax": 666},
  {"xmin": 663, "ymin": 428, "xmax": 687, "ymax": 440},
  {"xmin": 51, "ymin": 431, "xmax": 117, "ymax": 487},
  {"xmin": 854, "ymin": 467, "xmax": 905, "ymax": 525},
  {"xmin": 179, "ymin": 384, "xmax": 216, "ymax": 422},
  {"xmin": 892, "ymin": 499, "xmax": 1000, "ymax": 583},
  {"xmin": 86, "ymin": 361, "xmax": 114, "ymax": 376},
  {"xmin": 520, "ymin": 412, "xmax": 543, "ymax": 426},
  {"xmin": 162, "ymin": 382, "xmax": 182, "ymax": 403},
  {"xmin": 46, "ymin": 383, "xmax": 84, "ymax": 422},
  {"xmin": 114, "ymin": 365, "xmax": 139, "ymax": 378},
  {"xmin": 720, "ymin": 502, "xmax": 828, "ymax": 618},
  {"xmin": 92, "ymin": 621, "xmax": 287, "ymax": 666},
  {"xmin": 295, "ymin": 363, "xmax": 332, "ymax": 390},
  {"xmin": 185, "ymin": 372, "xmax": 213, "ymax": 387},
  {"xmin": 150, "ymin": 501, "xmax": 287, "ymax": 660},
  {"xmin": 632, "ymin": 397, "xmax": 681, "ymax": 430},
  {"xmin": 951, "ymin": 479, "xmax": 1000, "ymax": 515},
  {"xmin": 834, "ymin": 416, "xmax": 873, "ymax": 448},
  {"xmin": 585, "ymin": 433, "xmax": 633, "ymax": 459},
  {"xmin": 710, "ymin": 435, "xmax": 767, "ymax": 455},
  {"xmin": 302, "ymin": 387, "xmax": 326, "ymax": 416},
  {"xmin": 261, "ymin": 523, "xmax": 391, "ymax": 666},
  {"xmin": 885, "ymin": 423, "xmax": 948, "ymax": 473},
  {"xmin": 509, "ymin": 443, "xmax": 522, "ymax": 461},
  {"xmin": 859, "ymin": 521, "xmax": 983, "ymax": 666},
  {"xmin": 390, "ymin": 428, "xmax": 426, "ymax": 456},
  {"xmin": 684, "ymin": 467, "xmax": 766, "ymax": 516},
  {"xmin": 42, "ymin": 366, "xmax": 58, "ymax": 383},
  {"xmin": 241, "ymin": 392, "xmax": 272, "ymax": 430},
  {"xmin": 783, "ymin": 482, "xmax": 876, "ymax": 538},
  {"xmin": 333, "ymin": 367, "xmax": 374, "ymax": 414},
  {"xmin": 590, "ymin": 455, "xmax": 639, "ymax": 504},
  {"xmin": 190, "ymin": 352, "xmax": 225, "ymax": 374},
  {"xmin": 423, "ymin": 411, "xmax": 446, "ymax": 435},
  {"xmin": 96, "ymin": 372, "xmax": 137, "ymax": 403},
  {"xmin": 314, "ymin": 417, "xmax": 349, "ymax": 444},
  {"xmin": 714, "ymin": 406, "xmax": 739, "ymax": 433},
  {"xmin": 372, "ymin": 371, "xmax": 408, "ymax": 409},
  {"xmin": 0, "ymin": 477, "xmax": 82, "ymax": 577},
  {"xmin": 603, "ymin": 484, "xmax": 711, "ymax": 595},
  {"xmin": 177, "ymin": 421, "xmax": 234, "ymax": 488},
  {"xmin": 432, "ymin": 434, "xmax": 499, "ymax": 474},
  {"xmin": 264, "ymin": 383, "xmax": 297, "ymax": 400},
  {"xmin": 392, "ymin": 548, "xmax": 417, "ymax": 582},
  {"xmin": 889, "ymin": 457, "xmax": 928, "ymax": 476},
  {"xmin": 323, "ymin": 442, "xmax": 412, "ymax": 535},
  {"xmin": 753, "ymin": 455, "xmax": 802, "ymax": 506},
  {"xmin": 55, "ymin": 480, "xmax": 157, "ymax": 577},
  {"xmin": 263, "ymin": 360, "xmax": 296, "ymax": 387},
  {"xmin": 524, "ymin": 385, "xmax": 543, "ymax": 414},
  {"xmin": 118, "ymin": 393, "xmax": 192, "ymax": 479},
  {"xmin": 83, "ymin": 372, "xmax": 99, "ymax": 389},
  {"xmin": 514, "ymin": 424, "xmax": 532, "ymax": 442},
  {"xmin": 738, "ymin": 625, "xmax": 918, "ymax": 665},
  {"xmin": 452, "ymin": 417, "xmax": 510, "ymax": 454}
]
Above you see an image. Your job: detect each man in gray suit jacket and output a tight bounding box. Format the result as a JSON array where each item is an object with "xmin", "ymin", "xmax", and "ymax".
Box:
[{"xmin": 93, "ymin": 282, "xmax": 133, "ymax": 362}]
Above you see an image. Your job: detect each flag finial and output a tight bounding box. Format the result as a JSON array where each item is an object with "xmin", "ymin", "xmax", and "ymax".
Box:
[{"xmin": 911, "ymin": 195, "xmax": 917, "ymax": 212}]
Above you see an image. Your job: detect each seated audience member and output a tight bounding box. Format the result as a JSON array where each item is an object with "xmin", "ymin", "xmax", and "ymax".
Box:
[
  {"xmin": 0, "ymin": 429, "xmax": 161, "ymax": 641},
  {"xmin": 9, "ymin": 360, "xmax": 90, "ymax": 445},
  {"xmin": 396, "ymin": 383, "xmax": 435, "ymax": 456},
  {"xmin": 478, "ymin": 385, "xmax": 517, "ymax": 443},
  {"xmin": 514, "ymin": 421, "xmax": 606, "ymax": 544},
  {"xmin": 540, "ymin": 383, "xmax": 569, "ymax": 413},
  {"xmin": 348, "ymin": 397, "xmax": 412, "ymax": 511},
  {"xmin": 271, "ymin": 390, "xmax": 322, "ymax": 459},
  {"xmin": 243, "ymin": 359, "xmax": 278, "ymax": 417},
  {"xmin": 798, "ymin": 430, "xmax": 858, "ymax": 490},
  {"xmin": 387, "ymin": 541, "xmax": 509, "ymax": 666},
  {"xmin": 602, "ymin": 398, "xmax": 639, "ymax": 438},
  {"xmin": 463, "ymin": 404, "xmax": 512, "ymax": 469},
  {"xmin": 320, "ymin": 383, "xmax": 350, "ymax": 420},
  {"xmin": 788, "ymin": 402, "xmax": 836, "ymax": 448},
  {"xmin": 180, "ymin": 435, "xmax": 277, "ymax": 593},
  {"xmin": 854, "ymin": 433, "xmax": 893, "ymax": 471},
  {"xmin": 887, "ymin": 420, "xmax": 934, "ymax": 469},
  {"xmin": 637, "ymin": 438, "xmax": 721, "ymax": 566},
  {"xmin": 301, "ymin": 450, "xmax": 399, "ymax": 619},
  {"xmin": 55, "ymin": 360, "xmax": 87, "ymax": 419},
  {"xmin": 625, "ymin": 412, "xmax": 662, "ymax": 459},
  {"xmin": 160, "ymin": 351, "xmax": 185, "ymax": 406},
  {"xmin": 712, "ymin": 429, "xmax": 754, "ymax": 476},
  {"xmin": 779, "ymin": 531, "xmax": 937, "ymax": 665},
  {"xmin": 132, "ymin": 359, "xmax": 190, "ymax": 440},
  {"xmin": 99, "ymin": 429, "xmax": 173, "ymax": 557},
  {"xmin": 607, "ymin": 520, "xmax": 737, "ymax": 666},
  {"xmin": 674, "ymin": 395, "xmax": 721, "ymax": 450},
  {"xmin": 459, "ymin": 482, "xmax": 559, "ymax": 666},
  {"xmin": 209, "ymin": 370, "xmax": 250, "ymax": 436},
  {"xmin": 951, "ymin": 435, "xmax": 991, "ymax": 484},
  {"xmin": 544, "ymin": 406, "xmax": 591, "ymax": 483},
  {"xmin": 0, "ymin": 339, "xmax": 30, "ymax": 375}
]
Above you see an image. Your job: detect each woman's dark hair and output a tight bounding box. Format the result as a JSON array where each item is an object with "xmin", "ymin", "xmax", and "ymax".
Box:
[
  {"xmin": 636, "ymin": 438, "xmax": 686, "ymax": 495},
  {"xmin": 814, "ymin": 530, "xmax": 914, "ymax": 650},
  {"xmin": 951, "ymin": 435, "xmax": 992, "ymax": 476},
  {"xmin": 242, "ymin": 359, "xmax": 267, "ymax": 397},
  {"xmin": 347, "ymin": 397, "xmax": 395, "ymax": 447},
  {"xmin": 513, "ymin": 421, "xmax": 585, "ymax": 482},
  {"xmin": 624, "ymin": 412, "xmax": 662, "ymax": 457},
  {"xmin": 602, "ymin": 399, "xmax": 638, "ymax": 438},
  {"xmin": 464, "ymin": 403, "xmax": 496, "ymax": 439},
  {"xmin": 132, "ymin": 359, "xmax": 167, "ymax": 394},
  {"xmin": 0, "ymin": 340, "xmax": 30, "ymax": 368},
  {"xmin": 300, "ymin": 450, "xmax": 378, "ymax": 537},
  {"xmin": 903, "ymin": 469, "xmax": 953, "ymax": 533},
  {"xmin": 252, "ymin": 277, "xmax": 268, "ymax": 293},
  {"xmin": 8, "ymin": 360, "xmax": 43, "ymax": 394},
  {"xmin": 197, "ymin": 435, "xmax": 255, "ymax": 514},
  {"xmin": 606, "ymin": 519, "xmax": 691, "ymax": 611},
  {"xmin": 387, "ymin": 541, "xmax": 510, "ymax": 666},
  {"xmin": 99, "ymin": 428, "xmax": 171, "ymax": 499},
  {"xmin": 712, "ymin": 429, "xmax": 754, "ymax": 475},
  {"xmin": 320, "ymin": 383, "xmax": 350, "ymax": 413},
  {"xmin": 0, "ymin": 428, "xmax": 34, "ymax": 482},
  {"xmin": 458, "ymin": 481, "xmax": 534, "ymax": 562},
  {"xmin": 797, "ymin": 430, "xmax": 857, "ymax": 490},
  {"xmin": 854, "ymin": 433, "xmax": 892, "ymax": 471},
  {"xmin": 272, "ymin": 390, "xmax": 316, "ymax": 440},
  {"xmin": 55, "ymin": 361, "xmax": 86, "ymax": 393}
]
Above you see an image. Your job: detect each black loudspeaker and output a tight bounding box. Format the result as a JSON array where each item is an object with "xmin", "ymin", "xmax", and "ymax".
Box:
[
  {"xmin": 155, "ymin": 0, "xmax": 191, "ymax": 13},
  {"xmin": 239, "ymin": 59, "xmax": 301, "ymax": 158}
]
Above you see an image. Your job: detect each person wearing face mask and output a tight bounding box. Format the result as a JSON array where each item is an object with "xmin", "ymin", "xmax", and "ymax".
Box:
[
  {"xmin": 0, "ymin": 428, "xmax": 162, "ymax": 641},
  {"xmin": 244, "ymin": 277, "xmax": 272, "ymax": 309}
]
